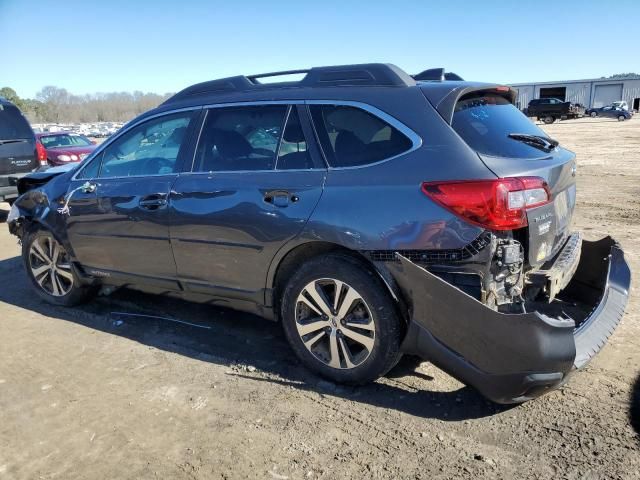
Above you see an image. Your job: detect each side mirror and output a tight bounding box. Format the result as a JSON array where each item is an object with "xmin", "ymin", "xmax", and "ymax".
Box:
[
  {"xmin": 81, "ymin": 181, "xmax": 97, "ymax": 193},
  {"xmin": 91, "ymin": 140, "xmax": 97, "ymax": 145}
]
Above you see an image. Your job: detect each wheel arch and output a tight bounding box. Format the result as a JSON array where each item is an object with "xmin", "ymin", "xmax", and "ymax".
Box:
[{"xmin": 268, "ymin": 240, "xmax": 408, "ymax": 323}]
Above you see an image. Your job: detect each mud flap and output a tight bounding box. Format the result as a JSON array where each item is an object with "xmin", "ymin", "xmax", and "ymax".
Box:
[{"xmin": 390, "ymin": 236, "xmax": 631, "ymax": 404}]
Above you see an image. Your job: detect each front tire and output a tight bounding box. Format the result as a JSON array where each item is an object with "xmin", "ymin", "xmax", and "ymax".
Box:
[
  {"xmin": 543, "ymin": 115, "xmax": 555, "ymax": 124},
  {"xmin": 281, "ymin": 254, "xmax": 402, "ymax": 384},
  {"xmin": 618, "ymin": 115, "xmax": 626, "ymax": 121},
  {"xmin": 590, "ymin": 111, "xmax": 598, "ymax": 117},
  {"xmin": 22, "ymin": 228, "xmax": 93, "ymax": 306}
]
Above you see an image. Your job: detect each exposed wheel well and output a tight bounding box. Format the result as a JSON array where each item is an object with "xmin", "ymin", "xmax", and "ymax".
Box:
[{"xmin": 270, "ymin": 241, "xmax": 406, "ymax": 323}]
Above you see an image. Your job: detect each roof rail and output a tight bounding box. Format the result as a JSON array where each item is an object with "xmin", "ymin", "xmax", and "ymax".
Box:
[
  {"xmin": 246, "ymin": 69, "xmax": 309, "ymax": 83},
  {"xmin": 163, "ymin": 63, "xmax": 416, "ymax": 105},
  {"xmin": 413, "ymin": 68, "xmax": 464, "ymax": 82}
]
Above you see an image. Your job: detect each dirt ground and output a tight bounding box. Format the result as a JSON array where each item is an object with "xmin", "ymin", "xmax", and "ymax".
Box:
[{"xmin": 0, "ymin": 117, "xmax": 639, "ymax": 480}]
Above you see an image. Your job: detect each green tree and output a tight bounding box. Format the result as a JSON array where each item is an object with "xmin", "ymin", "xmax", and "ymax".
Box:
[
  {"xmin": 605, "ymin": 73, "xmax": 640, "ymax": 79},
  {"xmin": 0, "ymin": 87, "xmax": 25, "ymax": 109}
]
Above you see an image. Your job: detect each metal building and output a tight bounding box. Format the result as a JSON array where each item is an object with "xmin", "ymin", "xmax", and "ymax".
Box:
[{"xmin": 510, "ymin": 77, "xmax": 640, "ymax": 111}]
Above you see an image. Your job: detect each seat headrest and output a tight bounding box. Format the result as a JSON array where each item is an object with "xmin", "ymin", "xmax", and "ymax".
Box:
[
  {"xmin": 164, "ymin": 126, "xmax": 187, "ymax": 146},
  {"xmin": 211, "ymin": 129, "xmax": 252, "ymax": 158},
  {"xmin": 283, "ymin": 124, "xmax": 306, "ymax": 143}
]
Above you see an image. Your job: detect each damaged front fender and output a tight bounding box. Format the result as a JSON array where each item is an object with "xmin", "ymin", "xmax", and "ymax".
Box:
[{"xmin": 390, "ymin": 236, "xmax": 631, "ymax": 404}]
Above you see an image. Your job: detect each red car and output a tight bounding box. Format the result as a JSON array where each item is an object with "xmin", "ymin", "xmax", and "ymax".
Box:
[{"xmin": 36, "ymin": 132, "xmax": 97, "ymax": 166}]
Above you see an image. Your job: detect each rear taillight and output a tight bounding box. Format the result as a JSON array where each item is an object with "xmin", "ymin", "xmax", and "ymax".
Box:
[
  {"xmin": 35, "ymin": 142, "xmax": 48, "ymax": 166},
  {"xmin": 421, "ymin": 177, "xmax": 550, "ymax": 230}
]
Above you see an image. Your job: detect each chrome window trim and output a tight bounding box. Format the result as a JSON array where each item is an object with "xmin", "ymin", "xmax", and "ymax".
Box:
[
  {"xmin": 188, "ymin": 99, "xmax": 422, "ymax": 174},
  {"xmin": 274, "ymin": 105, "xmax": 293, "ymax": 170},
  {"xmin": 201, "ymin": 100, "xmax": 305, "ymax": 109},
  {"xmin": 190, "ymin": 109, "xmax": 209, "ymax": 172},
  {"xmin": 179, "ymin": 167, "xmax": 323, "ymax": 176},
  {"xmin": 305, "ymin": 99, "xmax": 423, "ymax": 171},
  {"xmin": 71, "ymin": 99, "xmax": 423, "ymax": 180},
  {"xmin": 70, "ymin": 106, "xmax": 203, "ymax": 182}
]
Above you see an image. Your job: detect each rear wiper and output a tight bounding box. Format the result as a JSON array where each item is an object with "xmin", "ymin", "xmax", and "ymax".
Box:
[
  {"xmin": 507, "ymin": 133, "xmax": 559, "ymax": 151},
  {"xmin": 0, "ymin": 139, "xmax": 29, "ymax": 146}
]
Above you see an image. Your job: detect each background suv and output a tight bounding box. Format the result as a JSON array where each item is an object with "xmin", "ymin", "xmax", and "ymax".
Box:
[
  {"xmin": 7, "ymin": 64, "xmax": 630, "ymax": 403},
  {"xmin": 0, "ymin": 97, "xmax": 43, "ymax": 203}
]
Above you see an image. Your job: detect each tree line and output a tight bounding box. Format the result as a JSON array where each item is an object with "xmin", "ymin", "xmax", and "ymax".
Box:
[{"xmin": 0, "ymin": 86, "xmax": 172, "ymax": 124}]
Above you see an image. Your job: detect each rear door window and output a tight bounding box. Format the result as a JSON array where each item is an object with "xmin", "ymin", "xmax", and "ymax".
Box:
[
  {"xmin": 309, "ymin": 105, "xmax": 413, "ymax": 167},
  {"xmin": 0, "ymin": 104, "xmax": 33, "ymax": 140},
  {"xmin": 452, "ymin": 94, "xmax": 554, "ymax": 159},
  {"xmin": 193, "ymin": 105, "xmax": 288, "ymax": 172}
]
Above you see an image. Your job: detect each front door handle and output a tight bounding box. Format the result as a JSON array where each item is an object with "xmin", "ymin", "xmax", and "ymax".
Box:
[
  {"xmin": 139, "ymin": 194, "xmax": 168, "ymax": 210},
  {"xmin": 264, "ymin": 190, "xmax": 299, "ymax": 207}
]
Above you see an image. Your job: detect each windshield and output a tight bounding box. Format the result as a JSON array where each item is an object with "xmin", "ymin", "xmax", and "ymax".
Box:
[
  {"xmin": 452, "ymin": 94, "xmax": 555, "ymax": 159},
  {"xmin": 0, "ymin": 104, "xmax": 33, "ymax": 140},
  {"xmin": 40, "ymin": 134, "xmax": 93, "ymax": 148}
]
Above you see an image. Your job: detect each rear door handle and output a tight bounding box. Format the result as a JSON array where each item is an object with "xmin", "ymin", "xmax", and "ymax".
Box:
[
  {"xmin": 264, "ymin": 190, "xmax": 299, "ymax": 207},
  {"xmin": 139, "ymin": 194, "xmax": 168, "ymax": 210}
]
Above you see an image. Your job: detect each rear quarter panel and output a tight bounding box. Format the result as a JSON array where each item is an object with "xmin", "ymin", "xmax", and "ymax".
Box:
[{"xmin": 297, "ymin": 88, "xmax": 493, "ymax": 253}]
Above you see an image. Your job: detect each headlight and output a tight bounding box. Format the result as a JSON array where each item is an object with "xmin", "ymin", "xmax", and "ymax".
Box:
[
  {"xmin": 57, "ymin": 154, "xmax": 71, "ymax": 162},
  {"xmin": 7, "ymin": 202, "xmax": 20, "ymax": 224},
  {"xmin": 70, "ymin": 154, "xmax": 78, "ymax": 161}
]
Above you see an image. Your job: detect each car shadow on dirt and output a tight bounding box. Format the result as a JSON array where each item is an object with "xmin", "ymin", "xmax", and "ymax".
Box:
[
  {"xmin": 0, "ymin": 255, "xmax": 512, "ymax": 421},
  {"xmin": 632, "ymin": 374, "xmax": 640, "ymax": 442}
]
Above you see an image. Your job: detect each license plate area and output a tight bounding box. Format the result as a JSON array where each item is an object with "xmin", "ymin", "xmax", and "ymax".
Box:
[{"xmin": 526, "ymin": 232, "xmax": 582, "ymax": 302}]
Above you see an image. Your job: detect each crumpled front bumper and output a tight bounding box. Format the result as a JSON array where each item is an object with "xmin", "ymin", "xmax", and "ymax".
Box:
[{"xmin": 391, "ymin": 236, "xmax": 631, "ymax": 404}]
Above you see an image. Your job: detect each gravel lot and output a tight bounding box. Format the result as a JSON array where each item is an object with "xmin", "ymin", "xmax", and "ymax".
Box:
[{"xmin": 0, "ymin": 117, "xmax": 638, "ymax": 479}]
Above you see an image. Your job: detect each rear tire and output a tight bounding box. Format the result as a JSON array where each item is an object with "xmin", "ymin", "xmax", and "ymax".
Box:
[
  {"xmin": 281, "ymin": 254, "xmax": 402, "ymax": 384},
  {"xmin": 543, "ymin": 115, "xmax": 555, "ymax": 124},
  {"xmin": 22, "ymin": 228, "xmax": 93, "ymax": 306}
]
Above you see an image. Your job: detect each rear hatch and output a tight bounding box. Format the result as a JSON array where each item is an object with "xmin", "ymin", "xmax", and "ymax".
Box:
[
  {"xmin": 449, "ymin": 90, "xmax": 577, "ymax": 267},
  {"xmin": 0, "ymin": 102, "xmax": 38, "ymax": 178}
]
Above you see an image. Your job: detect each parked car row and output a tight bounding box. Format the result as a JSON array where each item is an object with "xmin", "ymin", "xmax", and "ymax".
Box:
[{"xmin": 32, "ymin": 122, "xmax": 124, "ymax": 138}]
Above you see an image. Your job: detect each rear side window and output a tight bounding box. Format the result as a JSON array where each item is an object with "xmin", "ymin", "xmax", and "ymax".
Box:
[
  {"xmin": 453, "ymin": 94, "xmax": 554, "ymax": 159},
  {"xmin": 193, "ymin": 105, "xmax": 287, "ymax": 172},
  {"xmin": 309, "ymin": 105, "xmax": 413, "ymax": 167},
  {"xmin": 0, "ymin": 104, "xmax": 33, "ymax": 140}
]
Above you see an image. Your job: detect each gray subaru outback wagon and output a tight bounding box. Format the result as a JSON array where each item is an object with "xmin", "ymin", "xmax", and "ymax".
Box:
[{"xmin": 7, "ymin": 64, "xmax": 631, "ymax": 403}]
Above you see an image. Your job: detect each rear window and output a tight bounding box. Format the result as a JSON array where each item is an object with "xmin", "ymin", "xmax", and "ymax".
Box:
[
  {"xmin": 453, "ymin": 94, "xmax": 553, "ymax": 159},
  {"xmin": 309, "ymin": 105, "xmax": 413, "ymax": 167},
  {"xmin": 40, "ymin": 134, "xmax": 93, "ymax": 148},
  {"xmin": 0, "ymin": 104, "xmax": 33, "ymax": 140}
]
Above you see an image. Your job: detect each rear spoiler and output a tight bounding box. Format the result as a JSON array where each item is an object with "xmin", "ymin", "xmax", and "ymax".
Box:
[
  {"xmin": 420, "ymin": 83, "xmax": 518, "ymax": 124},
  {"xmin": 413, "ymin": 68, "xmax": 464, "ymax": 82}
]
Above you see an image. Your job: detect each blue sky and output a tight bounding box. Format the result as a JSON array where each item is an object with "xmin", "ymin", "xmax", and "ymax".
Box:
[{"xmin": 1, "ymin": 0, "xmax": 638, "ymax": 98}]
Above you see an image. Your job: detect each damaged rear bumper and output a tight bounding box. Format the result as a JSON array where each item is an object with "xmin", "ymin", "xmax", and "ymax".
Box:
[{"xmin": 392, "ymin": 236, "xmax": 631, "ymax": 404}]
